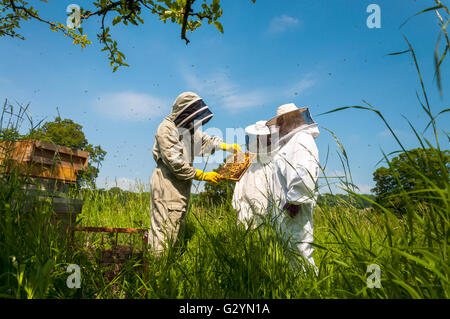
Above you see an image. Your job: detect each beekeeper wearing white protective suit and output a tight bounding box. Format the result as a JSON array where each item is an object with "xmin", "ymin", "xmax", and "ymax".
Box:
[
  {"xmin": 267, "ymin": 103, "xmax": 320, "ymax": 270},
  {"xmin": 232, "ymin": 121, "xmax": 274, "ymax": 229}
]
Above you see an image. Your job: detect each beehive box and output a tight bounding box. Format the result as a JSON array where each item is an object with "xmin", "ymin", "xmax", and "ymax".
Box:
[
  {"xmin": 217, "ymin": 152, "xmax": 256, "ymax": 181},
  {"xmin": 0, "ymin": 139, "xmax": 89, "ymax": 183}
]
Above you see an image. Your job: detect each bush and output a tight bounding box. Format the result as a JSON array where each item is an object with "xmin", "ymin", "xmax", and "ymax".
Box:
[{"xmin": 372, "ymin": 148, "xmax": 449, "ymax": 215}]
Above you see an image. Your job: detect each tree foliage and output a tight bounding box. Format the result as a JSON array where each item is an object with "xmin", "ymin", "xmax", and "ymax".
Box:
[
  {"xmin": 372, "ymin": 147, "xmax": 449, "ymax": 214},
  {"xmin": 0, "ymin": 0, "xmax": 256, "ymax": 71}
]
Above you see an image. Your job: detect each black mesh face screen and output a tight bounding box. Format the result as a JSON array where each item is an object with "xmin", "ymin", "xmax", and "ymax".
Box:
[{"xmin": 174, "ymin": 99, "xmax": 209, "ymax": 128}]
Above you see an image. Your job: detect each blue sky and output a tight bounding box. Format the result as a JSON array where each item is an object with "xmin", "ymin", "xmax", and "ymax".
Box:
[{"xmin": 0, "ymin": 0, "xmax": 448, "ymax": 193}]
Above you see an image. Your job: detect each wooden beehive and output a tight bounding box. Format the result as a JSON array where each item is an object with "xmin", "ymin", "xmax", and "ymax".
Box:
[{"xmin": 0, "ymin": 139, "xmax": 89, "ymax": 183}]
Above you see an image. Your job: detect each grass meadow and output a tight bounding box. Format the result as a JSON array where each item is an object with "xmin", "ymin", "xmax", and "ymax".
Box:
[
  {"xmin": 0, "ymin": 3, "xmax": 449, "ymax": 299},
  {"xmin": 0, "ymin": 124, "xmax": 447, "ymax": 299}
]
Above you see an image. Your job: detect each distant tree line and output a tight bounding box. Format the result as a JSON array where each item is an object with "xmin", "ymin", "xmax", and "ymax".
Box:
[{"xmin": 372, "ymin": 147, "xmax": 449, "ymax": 216}]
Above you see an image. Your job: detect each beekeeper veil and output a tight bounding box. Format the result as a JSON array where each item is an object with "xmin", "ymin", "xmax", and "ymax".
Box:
[
  {"xmin": 267, "ymin": 103, "xmax": 319, "ymax": 150},
  {"xmin": 245, "ymin": 120, "xmax": 273, "ymax": 163},
  {"xmin": 168, "ymin": 92, "xmax": 214, "ymax": 134}
]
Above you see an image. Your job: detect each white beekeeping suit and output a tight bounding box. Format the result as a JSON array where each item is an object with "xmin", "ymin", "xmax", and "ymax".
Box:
[
  {"xmin": 268, "ymin": 103, "xmax": 320, "ymax": 270},
  {"xmin": 232, "ymin": 121, "xmax": 274, "ymax": 229}
]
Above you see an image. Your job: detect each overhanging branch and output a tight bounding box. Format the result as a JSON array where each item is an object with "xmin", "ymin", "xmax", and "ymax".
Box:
[{"xmin": 181, "ymin": 0, "xmax": 195, "ymax": 44}]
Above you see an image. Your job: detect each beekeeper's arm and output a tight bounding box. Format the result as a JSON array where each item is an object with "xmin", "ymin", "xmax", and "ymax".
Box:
[
  {"xmin": 284, "ymin": 134, "xmax": 319, "ymax": 205},
  {"xmin": 192, "ymin": 129, "xmax": 224, "ymax": 157},
  {"xmin": 192, "ymin": 129, "xmax": 242, "ymax": 156}
]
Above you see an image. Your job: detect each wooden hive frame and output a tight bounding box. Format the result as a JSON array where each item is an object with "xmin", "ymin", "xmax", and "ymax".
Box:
[{"xmin": 217, "ymin": 152, "xmax": 256, "ymax": 181}]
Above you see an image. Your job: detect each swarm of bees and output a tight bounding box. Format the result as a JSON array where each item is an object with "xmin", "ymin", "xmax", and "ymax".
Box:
[{"xmin": 217, "ymin": 152, "xmax": 256, "ymax": 181}]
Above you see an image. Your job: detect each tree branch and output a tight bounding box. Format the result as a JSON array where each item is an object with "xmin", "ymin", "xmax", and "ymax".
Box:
[
  {"xmin": 82, "ymin": 1, "xmax": 122, "ymax": 20},
  {"xmin": 9, "ymin": 0, "xmax": 55, "ymax": 27},
  {"xmin": 100, "ymin": 11, "xmax": 115, "ymax": 64},
  {"xmin": 181, "ymin": 0, "xmax": 195, "ymax": 44}
]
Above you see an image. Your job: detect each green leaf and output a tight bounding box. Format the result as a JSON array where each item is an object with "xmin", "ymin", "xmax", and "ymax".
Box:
[
  {"xmin": 214, "ymin": 21, "xmax": 223, "ymax": 33},
  {"xmin": 112, "ymin": 16, "xmax": 122, "ymax": 26},
  {"xmin": 386, "ymin": 49, "xmax": 410, "ymax": 56}
]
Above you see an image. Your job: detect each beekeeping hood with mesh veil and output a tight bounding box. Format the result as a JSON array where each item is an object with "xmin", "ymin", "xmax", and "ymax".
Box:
[
  {"xmin": 244, "ymin": 120, "xmax": 276, "ymax": 164},
  {"xmin": 266, "ymin": 103, "xmax": 319, "ymax": 150},
  {"xmin": 168, "ymin": 92, "xmax": 214, "ymax": 133}
]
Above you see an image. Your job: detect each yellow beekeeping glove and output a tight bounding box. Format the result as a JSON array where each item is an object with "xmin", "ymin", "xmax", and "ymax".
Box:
[
  {"xmin": 221, "ymin": 143, "xmax": 242, "ymax": 153},
  {"xmin": 194, "ymin": 169, "xmax": 221, "ymax": 184}
]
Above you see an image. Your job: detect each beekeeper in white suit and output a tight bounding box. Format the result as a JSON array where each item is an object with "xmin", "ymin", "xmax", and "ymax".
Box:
[
  {"xmin": 232, "ymin": 121, "xmax": 274, "ymax": 228},
  {"xmin": 267, "ymin": 103, "xmax": 320, "ymax": 270}
]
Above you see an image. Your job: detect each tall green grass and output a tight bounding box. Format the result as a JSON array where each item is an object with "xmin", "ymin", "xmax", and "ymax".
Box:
[
  {"xmin": 0, "ymin": 100, "xmax": 79, "ymax": 298},
  {"xmin": 0, "ymin": 2, "xmax": 449, "ymax": 299}
]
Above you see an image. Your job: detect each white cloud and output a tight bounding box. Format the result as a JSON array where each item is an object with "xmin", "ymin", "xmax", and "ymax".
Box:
[
  {"xmin": 181, "ymin": 68, "xmax": 316, "ymax": 112},
  {"xmin": 94, "ymin": 91, "xmax": 167, "ymax": 121},
  {"xmin": 284, "ymin": 76, "xmax": 317, "ymax": 98},
  {"xmin": 95, "ymin": 177, "xmax": 135, "ymax": 191},
  {"xmin": 318, "ymin": 178, "xmax": 374, "ymax": 195},
  {"xmin": 182, "ymin": 69, "xmax": 272, "ymax": 111},
  {"xmin": 378, "ymin": 129, "xmax": 393, "ymax": 138},
  {"xmin": 268, "ymin": 15, "xmax": 300, "ymax": 34},
  {"xmin": 102, "ymin": 177, "xmax": 137, "ymax": 191},
  {"xmin": 114, "ymin": 177, "xmax": 138, "ymax": 191},
  {"xmin": 377, "ymin": 128, "xmax": 412, "ymax": 141},
  {"xmin": 183, "ymin": 70, "xmax": 235, "ymax": 98},
  {"xmin": 355, "ymin": 184, "xmax": 374, "ymax": 194},
  {"xmin": 222, "ymin": 90, "xmax": 269, "ymax": 110},
  {"xmin": 0, "ymin": 77, "xmax": 9, "ymax": 84},
  {"xmin": 328, "ymin": 169, "xmax": 346, "ymax": 178},
  {"xmin": 96, "ymin": 176, "xmax": 150, "ymax": 192}
]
